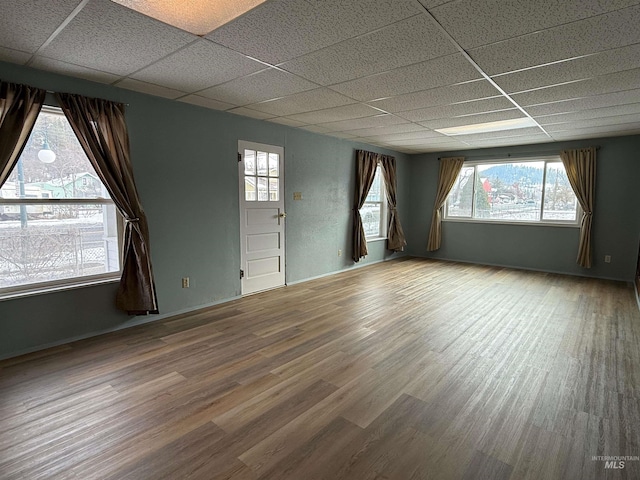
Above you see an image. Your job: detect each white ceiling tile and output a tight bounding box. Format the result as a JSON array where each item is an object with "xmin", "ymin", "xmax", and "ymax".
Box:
[
  {"xmin": 419, "ymin": 109, "xmax": 525, "ymax": 130},
  {"xmin": 493, "ymin": 44, "xmax": 640, "ymax": 94},
  {"xmin": 525, "ymin": 89, "xmax": 640, "ymax": 116},
  {"xmin": 362, "ymin": 140, "xmax": 392, "ymax": 148},
  {"xmin": 0, "ymin": 47, "xmax": 32, "ymax": 65},
  {"xmin": 0, "ymin": 0, "xmax": 83, "ymax": 53},
  {"xmin": 286, "ymin": 104, "xmax": 383, "ymax": 125},
  {"xmin": 329, "ymin": 54, "xmax": 483, "ymax": 101},
  {"xmin": 198, "ymin": 68, "xmax": 318, "ymax": 105},
  {"xmin": 550, "ymin": 123, "xmax": 640, "ymax": 137},
  {"xmin": 131, "ymin": 39, "xmax": 265, "ymax": 92},
  {"xmin": 301, "ymin": 124, "xmax": 335, "ymax": 134},
  {"xmin": 551, "ymin": 127, "xmax": 640, "ymax": 141},
  {"xmin": 246, "ymin": 88, "xmax": 356, "ymax": 117},
  {"xmin": 29, "ymin": 56, "xmax": 120, "ymax": 84},
  {"xmin": 227, "ymin": 107, "xmax": 275, "ymax": 120},
  {"xmin": 418, "ymin": 0, "xmax": 454, "ymax": 8},
  {"xmin": 279, "ymin": 14, "xmax": 456, "ymax": 85},
  {"xmin": 40, "ymin": 0, "xmax": 196, "ymax": 76},
  {"xmin": 328, "ymin": 131, "xmax": 359, "ymax": 139},
  {"xmin": 178, "ymin": 95, "xmax": 236, "ymax": 110},
  {"xmin": 406, "ymin": 145, "xmax": 464, "ymax": 153},
  {"xmin": 368, "ymin": 80, "xmax": 502, "ymax": 112},
  {"xmin": 536, "ymin": 102, "xmax": 640, "ymax": 126},
  {"xmin": 346, "ymin": 124, "xmax": 428, "ymax": 137},
  {"xmin": 543, "ymin": 114, "xmax": 640, "ymax": 132},
  {"xmin": 513, "ymin": 67, "xmax": 640, "ymax": 106},
  {"xmin": 466, "ymin": 135, "xmax": 551, "ymax": 148},
  {"xmin": 268, "ymin": 117, "xmax": 309, "ymax": 127},
  {"xmin": 430, "ymin": 0, "xmax": 640, "ymax": 49},
  {"xmin": 388, "ymin": 137, "xmax": 469, "ymax": 147},
  {"xmin": 206, "ymin": 0, "xmax": 422, "ymax": 64},
  {"xmin": 319, "ymin": 114, "xmax": 408, "ymax": 132},
  {"xmin": 393, "ymin": 147, "xmax": 424, "ymax": 155},
  {"xmin": 366, "ymin": 130, "xmax": 445, "ymax": 142},
  {"xmin": 6, "ymin": 0, "xmax": 640, "ymax": 154},
  {"xmin": 468, "ymin": 5, "xmax": 640, "ymax": 75},
  {"xmin": 114, "ymin": 78, "xmax": 186, "ymax": 99},
  {"xmin": 397, "ymin": 96, "xmax": 515, "ymax": 122}
]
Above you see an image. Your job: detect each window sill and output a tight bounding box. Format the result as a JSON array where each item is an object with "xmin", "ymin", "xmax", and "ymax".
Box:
[
  {"xmin": 0, "ymin": 276, "xmax": 120, "ymax": 302},
  {"xmin": 366, "ymin": 236, "xmax": 388, "ymax": 243},
  {"xmin": 443, "ymin": 218, "xmax": 580, "ymax": 228}
]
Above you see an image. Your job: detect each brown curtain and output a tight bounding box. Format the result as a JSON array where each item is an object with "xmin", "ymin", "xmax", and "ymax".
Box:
[
  {"xmin": 560, "ymin": 147, "xmax": 596, "ymax": 268},
  {"xmin": 380, "ymin": 156, "xmax": 406, "ymax": 252},
  {"xmin": 57, "ymin": 92, "xmax": 158, "ymax": 314},
  {"xmin": 0, "ymin": 81, "xmax": 45, "ymax": 186},
  {"xmin": 352, "ymin": 150, "xmax": 379, "ymax": 262},
  {"xmin": 427, "ymin": 156, "xmax": 465, "ymax": 251}
]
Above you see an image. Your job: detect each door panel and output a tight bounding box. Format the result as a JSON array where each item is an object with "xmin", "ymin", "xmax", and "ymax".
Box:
[
  {"xmin": 239, "ymin": 141, "xmax": 285, "ymax": 295},
  {"xmin": 247, "ymin": 233, "xmax": 280, "ymax": 252},
  {"xmin": 246, "ymin": 207, "xmax": 279, "ymax": 225},
  {"xmin": 247, "ymin": 256, "xmax": 280, "ymax": 277}
]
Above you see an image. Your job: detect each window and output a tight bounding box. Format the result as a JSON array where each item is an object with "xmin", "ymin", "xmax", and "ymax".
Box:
[
  {"xmin": 243, "ymin": 149, "xmax": 279, "ymax": 202},
  {"xmin": 0, "ymin": 107, "xmax": 121, "ymax": 297},
  {"xmin": 361, "ymin": 165, "xmax": 388, "ymax": 239},
  {"xmin": 445, "ymin": 157, "xmax": 579, "ymax": 225}
]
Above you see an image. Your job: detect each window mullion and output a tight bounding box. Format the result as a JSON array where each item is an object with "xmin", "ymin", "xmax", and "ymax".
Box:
[
  {"xmin": 471, "ymin": 166, "xmax": 477, "ymax": 219},
  {"xmin": 540, "ymin": 160, "xmax": 548, "ymax": 221}
]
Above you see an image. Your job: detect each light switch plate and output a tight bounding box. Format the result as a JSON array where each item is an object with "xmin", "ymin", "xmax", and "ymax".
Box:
[{"xmin": 293, "ymin": 192, "xmax": 303, "ymax": 200}]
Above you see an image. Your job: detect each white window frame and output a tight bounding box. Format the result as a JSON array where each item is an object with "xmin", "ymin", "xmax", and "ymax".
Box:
[
  {"xmin": 444, "ymin": 156, "xmax": 581, "ymax": 227},
  {"xmin": 0, "ymin": 106, "xmax": 122, "ymax": 300},
  {"xmin": 361, "ymin": 163, "xmax": 388, "ymax": 242}
]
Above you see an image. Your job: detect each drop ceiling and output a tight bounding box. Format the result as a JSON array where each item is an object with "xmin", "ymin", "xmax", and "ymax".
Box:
[{"xmin": 2, "ymin": 0, "xmax": 640, "ymax": 153}]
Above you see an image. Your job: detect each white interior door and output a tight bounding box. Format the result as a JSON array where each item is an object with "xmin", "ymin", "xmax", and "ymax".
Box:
[{"xmin": 239, "ymin": 141, "xmax": 285, "ymax": 295}]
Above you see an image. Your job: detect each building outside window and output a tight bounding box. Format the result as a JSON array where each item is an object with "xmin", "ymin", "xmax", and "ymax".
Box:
[
  {"xmin": 361, "ymin": 164, "xmax": 388, "ymax": 239},
  {"xmin": 0, "ymin": 107, "xmax": 121, "ymax": 297},
  {"xmin": 445, "ymin": 157, "xmax": 579, "ymax": 225}
]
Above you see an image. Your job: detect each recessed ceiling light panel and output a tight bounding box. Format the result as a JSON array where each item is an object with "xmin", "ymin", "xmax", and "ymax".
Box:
[
  {"xmin": 111, "ymin": 0, "xmax": 268, "ymax": 36},
  {"xmin": 435, "ymin": 117, "xmax": 538, "ymax": 136}
]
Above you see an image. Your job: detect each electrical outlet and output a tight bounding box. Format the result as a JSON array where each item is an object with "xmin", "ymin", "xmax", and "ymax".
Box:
[
  {"xmin": 338, "ymin": 249, "xmax": 342, "ymax": 257},
  {"xmin": 182, "ymin": 277, "xmax": 190, "ymax": 288},
  {"xmin": 604, "ymin": 255, "xmax": 611, "ymax": 263}
]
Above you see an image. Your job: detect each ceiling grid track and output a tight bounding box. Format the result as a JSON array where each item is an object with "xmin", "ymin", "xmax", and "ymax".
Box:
[
  {"xmin": 412, "ymin": 0, "xmax": 553, "ymax": 140},
  {"xmin": 26, "ymin": 0, "xmax": 92, "ymax": 67},
  {"xmin": 5, "ymin": 0, "xmax": 638, "ymax": 152}
]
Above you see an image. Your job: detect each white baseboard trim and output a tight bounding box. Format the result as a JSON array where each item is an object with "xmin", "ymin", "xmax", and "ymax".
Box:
[
  {"xmin": 419, "ymin": 254, "xmax": 631, "ymax": 283},
  {"xmin": 0, "ymin": 295, "xmax": 241, "ymax": 361},
  {"xmin": 286, "ymin": 255, "xmax": 400, "ymax": 286},
  {"xmin": 2, "ymin": 255, "xmax": 407, "ymax": 361}
]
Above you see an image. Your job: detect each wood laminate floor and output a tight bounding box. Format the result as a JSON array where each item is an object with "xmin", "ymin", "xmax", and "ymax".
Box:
[{"xmin": 1, "ymin": 258, "xmax": 639, "ymax": 479}]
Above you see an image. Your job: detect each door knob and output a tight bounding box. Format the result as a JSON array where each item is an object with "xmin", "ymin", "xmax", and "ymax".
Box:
[{"xmin": 279, "ymin": 212, "xmax": 287, "ymax": 218}]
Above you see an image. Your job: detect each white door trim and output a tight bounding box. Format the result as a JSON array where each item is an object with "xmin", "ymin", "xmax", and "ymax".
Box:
[{"xmin": 238, "ymin": 140, "xmax": 285, "ymax": 295}]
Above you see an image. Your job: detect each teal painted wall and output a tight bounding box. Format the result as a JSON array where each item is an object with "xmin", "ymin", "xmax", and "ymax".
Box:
[
  {"xmin": 0, "ymin": 62, "xmax": 408, "ymax": 359},
  {"xmin": 407, "ymin": 135, "xmax": 640, "ymax": 281},
  {"xmin": 3, "ymin": 59, "xmax": 639, "ymax": 360}
]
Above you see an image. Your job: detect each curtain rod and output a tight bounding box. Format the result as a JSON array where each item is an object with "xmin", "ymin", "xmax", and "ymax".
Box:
[
  {"xmin": 46, "ymin": 89, "xmax": 130, "ymax": 106},
  {"xmin": 438, "ymin": 145, "xmax": 600, "ymax": 160}
]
